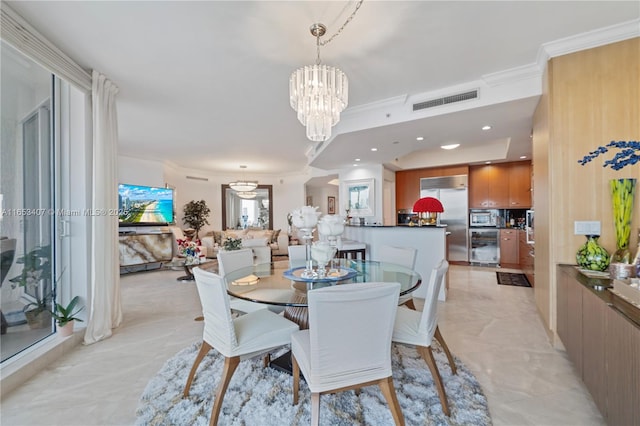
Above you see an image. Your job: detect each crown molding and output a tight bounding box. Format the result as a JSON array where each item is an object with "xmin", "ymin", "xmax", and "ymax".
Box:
[
  {"xmin": 482, "ymin": 63, "xmax": 543, "ymax": 87},
  {"xmin": 537, "ymin": 18, "xmax": 640, "ymax": 66}
]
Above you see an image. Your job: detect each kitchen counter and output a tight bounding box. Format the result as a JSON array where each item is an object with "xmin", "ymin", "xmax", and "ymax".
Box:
[{"xmin": 344, "ymin": 225, "xmax": 448, "ymax": 300}]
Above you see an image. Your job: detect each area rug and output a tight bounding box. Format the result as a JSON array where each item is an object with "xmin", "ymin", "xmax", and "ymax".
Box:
[
  {"xmin": 136, "ymin": 342, "xmax": 491, "ymax": 426},
  {"xmin": 496, "ymin": 271, "xmax": 531, "ymax": 287}
]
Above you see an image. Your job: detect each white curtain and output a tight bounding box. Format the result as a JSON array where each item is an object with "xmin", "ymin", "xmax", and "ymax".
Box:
[{"xmin": 84, "ymin": 70, "xmax": 122, "ymax": 344}]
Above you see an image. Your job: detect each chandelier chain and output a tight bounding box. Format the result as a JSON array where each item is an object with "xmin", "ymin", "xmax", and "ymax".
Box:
[{"xmin": 319, "ymin": 0, "xmax": 364, "ymax": 47}]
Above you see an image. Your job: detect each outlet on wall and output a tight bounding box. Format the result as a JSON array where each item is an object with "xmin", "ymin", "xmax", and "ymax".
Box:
[{"xmin": 574, "ymin": 221, "xmax": 601, "ymax": 236}]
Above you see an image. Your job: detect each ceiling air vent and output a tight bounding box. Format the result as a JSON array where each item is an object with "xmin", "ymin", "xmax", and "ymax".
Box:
[
  {"xmin": 413, "ymin": 89, "xmax": 478, "ymax": 112},
  {"xmin": 186, "ymin": 175, "xmax": 208, "ymax": 181}
]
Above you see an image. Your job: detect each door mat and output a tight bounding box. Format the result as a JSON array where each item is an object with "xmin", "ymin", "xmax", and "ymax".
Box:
[{"xmin": 496, "ymin": 272, "xmax": 531, "ymax": 287}]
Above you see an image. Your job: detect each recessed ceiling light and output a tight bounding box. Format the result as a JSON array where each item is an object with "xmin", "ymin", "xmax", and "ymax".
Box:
[
  {"xmin": 355, "ymin": 158, "xmax": 361, "ymax": 161},
  {"xmin": 520, "ymin": 155, "xmax": 527, "ymax": 159},
  {"xmin": 416, "ymin": 137, "xmax": 424, "ymax": 141},
  {"xmin": 482, "ymin": 125, "xmax": 492, "ymax": 131},
  {"xmin": 485, "ymin": 161, "xmax": 492, "ymax": 164},
  {"xmin": 371, "ymin": 148, "xmax": 378, "ymax": 152},
  {"xmin": 441, "ymin": 144, "xmax": 460, "ymax": 150},
  {"xmin": 353, "ymin": 163, "xmax": 358, "ymax": 166}
]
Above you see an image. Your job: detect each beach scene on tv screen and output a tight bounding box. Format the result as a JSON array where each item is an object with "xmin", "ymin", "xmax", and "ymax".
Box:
[{"xmin": 118, "ymin": 184, "xmax": 173, "ymax": 224}]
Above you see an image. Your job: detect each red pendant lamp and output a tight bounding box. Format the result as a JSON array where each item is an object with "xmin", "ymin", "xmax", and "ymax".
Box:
[{"xmin": 412, "ymin": 197, "xmax": 444, "ymax": 213}]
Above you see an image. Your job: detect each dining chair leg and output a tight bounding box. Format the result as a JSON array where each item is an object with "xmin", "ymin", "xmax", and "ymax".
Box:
[
  {"xmin": 183, "ymin": 341, "xmax": 212, "ymax": 397},
  {"xmin": 292, "ymin": 354, "xmax": 300, "ymax": 405},
  {"xmin": 210, "ymin": 356, "xmax": 240, "ymax": 426},
  {"xmin": 311, "ymin": 392, "xmax": 321, "ymax": 426},
  {"xmin": 434, "ymin": 326, "xmax": 457, "ymax": 375},
  {"xmin": 418, "ymin": 345, "xmax": 450, "ymax": 416},
  {"xmin": 403, "ymin": 298, "xmax": 417, "ymax": 311},
  {"xmin": 378, "ymin": 376, "xmax": 405, "ymax": 426}
]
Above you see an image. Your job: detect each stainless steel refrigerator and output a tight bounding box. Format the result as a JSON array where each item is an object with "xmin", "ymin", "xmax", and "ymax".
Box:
[{"xmin": 420, "ymin": 175, "xmax": 469, "ymax": 262}]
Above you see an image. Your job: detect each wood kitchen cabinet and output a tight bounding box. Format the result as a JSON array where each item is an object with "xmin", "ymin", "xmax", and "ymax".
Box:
[
  {"xmin": 499, "ymin": 229, "xmax": 518, "ymax": 266},
  {"xmin": 518, "ymin": 230, "xmax": 534, "ymax": 286},
  {"xmin": 396, "ymin": 169, "xmax": 422, "ymax": 210},
  {"xmin": 469, "ymin": 161, "xmax": 531, "ymax": 208},
  {"xmin": 395, "ymin": 165, "xmax": 470, "ymax": 211},
  {"xmin": 508, "ymin": 161, "xmax": 532, "ymax": 207}
]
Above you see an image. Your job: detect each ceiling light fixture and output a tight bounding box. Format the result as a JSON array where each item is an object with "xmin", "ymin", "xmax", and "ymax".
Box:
[
  {"xmin": 289, "ymin": 1, "xmax": 363, "ymax": 142},
  {"xmin": 371, "ymin": 148, "xmax": 378, "ymax": 152},
  {"xmin": 441, "ymin": 144, "xmax": 460, "ymax": 150},
  {"xmin": 229, "ymin": 165, "xmax": 258, "ymax": 192},
  {"xmin": 482, "ymin": 125, "xmax": 492, "ymax": 130},
  {"xmin": 416, "ymin": 136, "xmax": 424, "ymax": 141},
  {"xmin": 237, "ymin": 191, "xmax": 257, "ymax": 199}
]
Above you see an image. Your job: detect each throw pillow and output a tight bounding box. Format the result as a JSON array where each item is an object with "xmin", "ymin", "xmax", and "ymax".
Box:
[
  {"xmin": 242, "ymin": 237, "xmax": 268, "ymax": 248},
  {"xmin": 223, "ymin": 229, "xmax": 247, "ymax": 240},
  {"xmin": 212, "ymin": 231, "xmax": 222, "ymax": 245},
  {"xmin": 271, "ymin": 229, "xmax": 281, "ymax": 244}
]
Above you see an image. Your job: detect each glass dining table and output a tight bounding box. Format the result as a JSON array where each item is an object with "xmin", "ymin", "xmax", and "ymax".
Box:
[
  {"xmin": 222, "ymin": 258, "xmax": 421, "ymax": 374},
  {"xmin": 223, "ymin": 258, "xmax": 422, "ymax": 330}
]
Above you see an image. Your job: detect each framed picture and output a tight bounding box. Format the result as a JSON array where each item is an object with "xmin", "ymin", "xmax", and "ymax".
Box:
[
  {"xmin": 328, "ymin": 196, "xmax": 336, "ymax": 214},
  {"xmin": 345, "ymin": 178, "xmax": 374, "ymax": 217}
]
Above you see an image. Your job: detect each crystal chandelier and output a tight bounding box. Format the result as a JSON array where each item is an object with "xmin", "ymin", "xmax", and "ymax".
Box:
[
  {"xmin": 229, "ymin": 165, "xmax": 258, "ymax": 192},
  {"xmin": 289, "ymin": 1, "xmax": 363, "ymax": 142},
  {"xmin": 228, "ymin": 181, "xmax": 258, "ymax": 192}
]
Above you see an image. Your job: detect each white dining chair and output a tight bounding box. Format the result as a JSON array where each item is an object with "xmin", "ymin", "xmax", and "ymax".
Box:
[
  {"xmin": 185, "ymin": 268, "xmax": 299, "ymax": 426},
  {"xmin": 291, "ymin": 282, "xmax": 404, "ymax": 426},
  {"xmin": 375, "ymin": 245, "xmax": 417, "ymax": 308},
  {"xmin": 287, "ymin": 244, "xmax": 307, "ymax": 268},
  {"xmin": 218, "ymin": 249, "xmax": 286, "ymax": 314},
  {"xmin": 392, "ymin": 259, "xmax": 455, "ymax": 416}
]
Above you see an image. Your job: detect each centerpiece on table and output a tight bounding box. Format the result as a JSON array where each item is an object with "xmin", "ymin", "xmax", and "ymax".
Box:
[
  {"xmin": 290, "ymin": 205, "xmax": 321, "ymax": 278},
  {"xmin": 317, "ymin": 214, "xmax": 346, "ymax": 273},
  {"xmin": 578, "ymin": 140, "xmax": 639, "ymax": 276},
  {"xmin": 222, "ymin": 237, "xmax": 243, "ymax": 251}
]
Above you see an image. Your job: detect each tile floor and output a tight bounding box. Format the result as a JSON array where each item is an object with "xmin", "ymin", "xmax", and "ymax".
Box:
[{"xmin": 0, "ymin": 264, "xmax": 604, "ymax": 425}]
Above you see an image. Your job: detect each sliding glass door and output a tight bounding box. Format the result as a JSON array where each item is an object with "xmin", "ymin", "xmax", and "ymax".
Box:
[{"xmin": 1, "ymin": 41, "xmax": 56, "ymax": 361}]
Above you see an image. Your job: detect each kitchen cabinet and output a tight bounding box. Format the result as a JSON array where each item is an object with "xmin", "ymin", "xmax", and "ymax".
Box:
[
  {"xmin": 508, "ymin": 161, "xmax": 532, "ymax": 207},
  {"xmin": 556, "ymin": 265, "xmax": 640, "ymax": 425},
  {"xmin": 518, "ymin": 230, "xmax": 534, "ymax": 286},
  {"xmin": 499, "ymin": 229, "xmax": 518, "ymax": 265},
  {"xmin": 396, "ymin": 169, "xmax": 422, "ymax": 210},
  {"xmin": 469, "ymin": 161, "xmax": 531, "ymax": 208},
  {"xmin": 469, "ymin": 164, "xmax": 507, "ymax": 208},
  {"xmin": 395, "ymin": 165, "xmax": 470, "ymax": 211}
]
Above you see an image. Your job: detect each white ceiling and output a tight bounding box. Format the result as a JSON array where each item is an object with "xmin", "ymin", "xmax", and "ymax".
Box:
[{"xmin": 6, "ymin": 1, "xmax": 639, "ymax": 176}]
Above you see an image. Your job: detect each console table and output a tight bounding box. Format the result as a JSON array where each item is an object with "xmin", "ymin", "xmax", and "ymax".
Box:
[
  {"xmin": 118, "ymin": 229, "xmax": 173, "ymax": 272},
  {"xmin": 556, "ymin": 264, "xmax": 639, "ymax": 425}
]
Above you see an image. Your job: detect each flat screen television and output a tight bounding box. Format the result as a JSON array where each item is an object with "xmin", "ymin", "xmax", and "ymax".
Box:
[{"xmin": 118, "ymin": 183, "xmax": 174, "ymax": 226}]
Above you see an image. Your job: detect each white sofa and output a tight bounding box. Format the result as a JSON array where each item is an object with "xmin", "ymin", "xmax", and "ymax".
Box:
[{"xmin": 201, "ymin": 228, "xmax": 287, "ymax": 260}]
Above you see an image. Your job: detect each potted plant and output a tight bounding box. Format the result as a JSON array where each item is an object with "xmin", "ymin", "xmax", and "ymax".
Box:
[
  {"xmin": 9, "ymin": 245, "xmax": 53, "ymax": 329},
  {"xmin": 50, "ymin": 295, "xmax": 84, "ymax": 337},
  {"xmin": 182, "ymin": 200, "xmax": 211, "ymax": 239}
]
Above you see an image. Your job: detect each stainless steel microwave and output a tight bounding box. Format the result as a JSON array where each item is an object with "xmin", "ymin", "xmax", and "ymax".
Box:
[{"xmin": 470, "ymin": 209, "xmax": 498, "ymax": 227}]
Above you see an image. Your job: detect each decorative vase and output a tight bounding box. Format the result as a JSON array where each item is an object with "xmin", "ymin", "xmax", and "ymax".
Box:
[
  {"xmin": 58, "ymin": 320, "xmax": 74, "ymax": 337},
  {"xmin": 610, "ymin": 178, "xmax": 637, "ymax": 263},
  {"xmin": 576, "ymin": 235, "xmax": 610, "ymax": 272}
]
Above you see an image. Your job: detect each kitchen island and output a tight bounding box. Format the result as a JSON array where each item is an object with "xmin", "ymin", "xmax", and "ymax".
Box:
[{"xmin": 343, "ymin": 224, "xmax": 448, "ymax": 300}]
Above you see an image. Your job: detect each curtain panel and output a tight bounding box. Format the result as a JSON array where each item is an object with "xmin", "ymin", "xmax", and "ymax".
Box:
[{"xmin": 84, "ymin": 70, "xmax": 122, "ymax": 344}]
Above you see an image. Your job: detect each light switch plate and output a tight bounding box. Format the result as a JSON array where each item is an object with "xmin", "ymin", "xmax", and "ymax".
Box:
[{"xmin": 574, "ymin": 221, "xmax": 601, "ymax": 235}]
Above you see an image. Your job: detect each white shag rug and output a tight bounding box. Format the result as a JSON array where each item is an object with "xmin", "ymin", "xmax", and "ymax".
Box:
[{"xmin": 136, "ymin": 342, "xmax": 491, "ymax": 426}]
